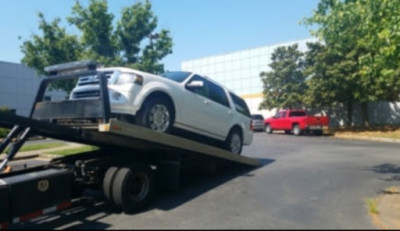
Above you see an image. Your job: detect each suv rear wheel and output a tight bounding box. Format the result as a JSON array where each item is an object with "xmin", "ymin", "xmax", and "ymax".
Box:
[{"xmin": 224, "ymin": 128, "xmax": 243, "ymax": 155}]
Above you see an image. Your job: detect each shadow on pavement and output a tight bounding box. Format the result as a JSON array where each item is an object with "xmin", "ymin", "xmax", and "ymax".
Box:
[
  {"xmin": 370, "ymin": 163, "xmax": 400, "ymax": 182},
  {"xmin": 10, "ymin": 157, "xmax": 274, "ymax": 230},
  {"xmin": 151, "ymin": 158, "xmax": 274, "ymax": 211}
]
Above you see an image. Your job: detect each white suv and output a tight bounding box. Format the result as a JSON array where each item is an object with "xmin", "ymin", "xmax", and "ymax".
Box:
[{"xmin": 70, "ymin": 68, "xmax": 253, "ymax": 154}]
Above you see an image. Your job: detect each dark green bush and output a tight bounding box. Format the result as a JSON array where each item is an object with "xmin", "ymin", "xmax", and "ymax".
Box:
[
  {"xmin": 0, "ymin": 107, "xmax": 14, "ymax": 138},
  {"xmin": 0, "ymin": 107, "xmax": 16, "ymax": 115},
  {"xmin": 0, "ymin": 128, "xmax": 9, "ymax": 138}
]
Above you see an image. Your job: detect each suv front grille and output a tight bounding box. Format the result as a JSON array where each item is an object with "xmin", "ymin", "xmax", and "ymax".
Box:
[{"xmin": 73, "ymin": 90, "xmax": 100, "ymax": 99}]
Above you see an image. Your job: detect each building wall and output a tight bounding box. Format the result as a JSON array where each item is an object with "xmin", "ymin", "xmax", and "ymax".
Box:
[
  {"xmin": 181, "ymin": 38, "xmax": 317, "ymax": 119},
  {"xmin": 311, "ymin": 102, "xmax": 400, "ymax": 127},
  {"xmin": 181, "ymin": 38, "xmax": 400, "ymax": 127},
  {"xmin": 0, "ymin": 61, "xmax": 65, "ymax": 117}
]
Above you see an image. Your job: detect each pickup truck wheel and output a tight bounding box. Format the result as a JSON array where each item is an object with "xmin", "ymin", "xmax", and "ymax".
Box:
[
  {"xmin": 112, "ymin": 165, "xmax": 155, "ymax": 213},
  {"xmin": 265, "ymin": 124, "xmax": 272, "ymax": 134},
  {"xmin": 292, "ymin": 124, "xmax": 301, "ymax": 136},
  {"xmin": 224, "ymin": 128, "xmax": 243, "ymax": 155},
  {"xmin": 136, "ymin": 98, "xmax": 174, "ymax": 133}
]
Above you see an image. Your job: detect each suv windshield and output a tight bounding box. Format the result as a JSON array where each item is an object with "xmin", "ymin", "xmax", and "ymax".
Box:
[{"xmin": 161, "ymin": 71, "xmax": 192, "ymax": 83}]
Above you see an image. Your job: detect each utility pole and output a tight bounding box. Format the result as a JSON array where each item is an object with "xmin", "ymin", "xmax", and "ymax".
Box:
[{"xmin": 148, "ymin": 33, "xmax": 159, "ymax": 48}]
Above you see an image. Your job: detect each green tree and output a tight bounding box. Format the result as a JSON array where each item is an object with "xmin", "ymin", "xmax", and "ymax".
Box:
[
  {"xmin": 259, "ymin": 44, "xmax": 307, "ymax": 110},
  {"xmin": 68, "ymin": 0, "xmax": 117, "ymax": 65},
  {"xmin": 116, "ymin": 0, "xmax": 172, "ymax": 73},
  {"xmin": 20, "ymin": 0, "xmax": 173, "ymax": 91},
  {"xmin": 20, "ymin": 13, "xmax": 81, "ymax": 91},
  {"xmin": 304, "ymin": 0, "xmax": 400, "ymax": 126},
  {"xmin": 303, "ymin": 42, "xmax": 359, "ymax": 126}
]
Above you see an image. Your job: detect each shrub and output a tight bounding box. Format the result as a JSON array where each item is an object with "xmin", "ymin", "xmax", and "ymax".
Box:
[{"xmin": 0, "ymin": 107, "xmax": 14, "ymax": 138}]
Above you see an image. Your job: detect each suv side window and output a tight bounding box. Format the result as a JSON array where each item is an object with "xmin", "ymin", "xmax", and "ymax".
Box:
[
  {"xmin": 207, "ymin": 80, "xmax": 230, "ymax": 107},
  {"xmin": 186, "ymin": 75, "xmax": 208, "ymax": 98},
  {"xmin": 229, "ymin": 92, "xmax": 251, "ymax": 117}
]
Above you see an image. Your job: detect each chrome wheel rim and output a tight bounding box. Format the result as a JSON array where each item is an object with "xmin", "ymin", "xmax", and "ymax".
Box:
[
  {"xmin": 230, "ymin": 133, "xmax": 242, "ymax": 154},
  {"xmin": 148, "ymin": 104, "xmax": 170, "ymax": 132},
  {"xmin": 293, "ymin": 126, "xmax": 300, "ymax": 135}
]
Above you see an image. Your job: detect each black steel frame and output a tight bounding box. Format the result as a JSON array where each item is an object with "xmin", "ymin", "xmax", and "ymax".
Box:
[{"xmin": 0, "ymin": 70, "xmax": 111, "ymax": 169}]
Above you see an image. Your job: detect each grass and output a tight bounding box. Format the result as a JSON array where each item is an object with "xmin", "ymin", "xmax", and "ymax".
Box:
[
  {"xmin": 333, "ymin": 125, "xmax": 400, "ymax": 139},
  {"xmin": 365, "ymin": 198, "xmax": 379, "ymax": 214},
  {"xmin": 0, "ymin": 128, "xmax": 9, "ymax": 137},
  {"xmin": 1, "ymin": 142, "xmax": 67, "ymax": 154},
  {"xmin": 382, "ymin": 186, "xmax": 400, "ymax": 195},
  {"xmin": 44, "ymin": 145, "xmax": 99, "ymax": 156}
]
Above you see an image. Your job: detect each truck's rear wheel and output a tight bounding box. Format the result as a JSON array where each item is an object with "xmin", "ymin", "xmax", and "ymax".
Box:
[
  {"xmin": 265, "ymin": 124, "xmax": 272, "ymax": 134},
  {"xmin": 111, "ymin": 165, "xmax": 155, "ymax": 213},
  {"xmin": 292, "ymin": 124, "xmax": 301, "ymax": 136},
  {"xmin": 313, "ymin": 130, "xmax": 323, "ymax": 136},
  {"xmin": 103, "ymin": 166, "xmax": 119, "ymax": 205}
]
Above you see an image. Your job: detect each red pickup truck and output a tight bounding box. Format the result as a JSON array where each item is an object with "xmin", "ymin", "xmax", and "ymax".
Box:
[{"xmin": 264, "ymin": 109, "xmax": 329, "ymax": 136}]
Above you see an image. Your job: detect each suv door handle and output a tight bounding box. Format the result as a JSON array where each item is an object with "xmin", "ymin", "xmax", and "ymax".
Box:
[{"xmin": 204, "ymin": 100, "xmax": 210, "ymax": 104}]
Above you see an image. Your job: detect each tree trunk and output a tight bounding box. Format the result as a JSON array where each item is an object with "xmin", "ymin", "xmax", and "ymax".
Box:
[
  {"xmin": 361, "ymin": 102, "xmax": 370, "ymax": 127},
  {"xmin": 346, "ymin": 101, "xmax": 353, "ymax": 127}
]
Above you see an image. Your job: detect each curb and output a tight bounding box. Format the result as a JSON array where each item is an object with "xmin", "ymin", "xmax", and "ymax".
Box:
[
  {"xmin": 333, "ymin": 135, "xmax": 400, "ymax": 143},
  {"xmin": 0, "ymin": 154, "xmax": 39, "ymax": 162}
]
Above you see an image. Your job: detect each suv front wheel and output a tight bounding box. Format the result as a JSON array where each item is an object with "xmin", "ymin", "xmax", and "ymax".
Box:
[{"xmin": 136, "ymin": 98, "xmax": 174, "ymax": 133}]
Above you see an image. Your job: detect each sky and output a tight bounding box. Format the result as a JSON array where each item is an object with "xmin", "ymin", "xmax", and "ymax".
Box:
[{"xmin": 0, "ymin": 0, "xmax": 320, "ymax": 71}]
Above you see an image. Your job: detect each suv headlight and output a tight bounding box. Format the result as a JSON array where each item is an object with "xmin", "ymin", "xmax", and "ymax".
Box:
[{"xmin": 110, "ymin": 72, "xmax": 143, "ymax": 86}]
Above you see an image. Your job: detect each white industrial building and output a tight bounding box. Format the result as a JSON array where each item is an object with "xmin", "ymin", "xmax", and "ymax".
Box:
[
  {"xmin": 181, "ymin": 38, "xmax": 317, "ymax": 119},
  {"xmin": 0, "ymin": 61, "xmax": 65, "ymax": 117}
]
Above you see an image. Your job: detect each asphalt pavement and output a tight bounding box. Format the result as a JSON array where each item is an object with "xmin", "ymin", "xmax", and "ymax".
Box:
[{"xmin": 8, "ymin": 132, "xmax": 400, "ymax": 229}]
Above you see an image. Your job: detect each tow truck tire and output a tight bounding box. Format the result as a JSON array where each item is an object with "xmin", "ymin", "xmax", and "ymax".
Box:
[
  {"xmin": 112, "ymin": 165, "xmax": 155, "ymax": 213},
  {"xmin": 136, "ymin": 98, "xmax": 174, "ymax": 134},
  {"xmin": 103, "ymin": 166, "xmax": 119, "ymax": 204}
]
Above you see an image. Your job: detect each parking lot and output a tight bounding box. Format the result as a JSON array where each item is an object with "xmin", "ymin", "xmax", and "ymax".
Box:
[{"xmin": 13, "ymin": 132, "xmax": 400, "ymax": 229}]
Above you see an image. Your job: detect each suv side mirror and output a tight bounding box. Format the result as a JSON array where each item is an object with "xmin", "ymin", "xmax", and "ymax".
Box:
[{"xmin": 186, "ymin": 80, "xmax": 204, "ymax": 89}]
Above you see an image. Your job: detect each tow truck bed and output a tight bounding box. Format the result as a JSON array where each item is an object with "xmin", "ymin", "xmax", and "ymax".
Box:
[{"xmin": 0, "ymin": 113, "xmax": 260, "ymax": 167}]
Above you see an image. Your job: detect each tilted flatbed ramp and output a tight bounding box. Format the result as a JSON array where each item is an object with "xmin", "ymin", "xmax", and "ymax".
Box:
[
  {"xmin": 0, "ymin": 113, "xmax": 261, "ymax": 167},
  {"xmin": 98, "ymin": 119, "xmax": 261, "ymax": 167}
]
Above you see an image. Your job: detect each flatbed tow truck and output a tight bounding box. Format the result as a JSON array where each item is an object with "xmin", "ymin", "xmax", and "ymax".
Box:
[{"xmin": 0, "ymin": 61, "xmax": 261, "ymax": 229}]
